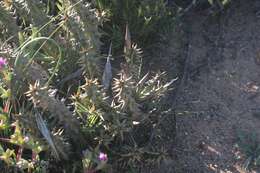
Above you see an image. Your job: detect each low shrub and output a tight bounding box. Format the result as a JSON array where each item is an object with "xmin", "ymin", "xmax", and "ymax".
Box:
[
  {"xmin": 93, "ymin": 0, "xmax": 175, "ymax": 51},
  {"xmin": 0, "ymin": 1, "xmax": 174, "ymax": 172}
]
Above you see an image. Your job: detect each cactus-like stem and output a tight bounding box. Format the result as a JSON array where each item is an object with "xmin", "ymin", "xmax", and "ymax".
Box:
[{"xmin": 26, "ymin": 81, "xmax": 85, "ymax": 146}]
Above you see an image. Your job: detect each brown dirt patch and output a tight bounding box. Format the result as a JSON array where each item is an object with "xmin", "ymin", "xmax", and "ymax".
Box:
[{"xmin": 149, "ymin": 1, "xmax": 260, "ymax": 173}]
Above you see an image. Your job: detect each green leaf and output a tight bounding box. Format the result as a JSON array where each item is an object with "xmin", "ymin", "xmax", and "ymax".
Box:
[
  {"xmin": 0, "ymin": 145, "xmax": 4, "ymax": 155},
  {"xmin": 208, "ymin": 0, "xmax": 214, "ymax": 5}
]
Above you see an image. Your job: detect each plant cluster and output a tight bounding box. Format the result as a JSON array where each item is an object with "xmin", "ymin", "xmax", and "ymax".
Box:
[
  {"xmin": 93, "ymin": 0, "xmax": 175, "ymax": 51},
  {"xmin": 0, "ymin": 0, "xmax": 174, "ymax": 172}
]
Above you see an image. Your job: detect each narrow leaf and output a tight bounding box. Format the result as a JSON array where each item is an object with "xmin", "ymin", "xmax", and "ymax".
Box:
[
  {"xmin": 35, "ymin": 112, "xmax": 60, "ymax": 160},
  {"xmin": 102, "ymin": 43, "xmax": 112, "ymax": 89}
]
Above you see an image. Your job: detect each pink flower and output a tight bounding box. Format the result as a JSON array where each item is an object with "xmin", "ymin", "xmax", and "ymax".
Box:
[
  {"xmin": 0, "ymin": 57, "xmax": 7, "ymax": 69},
  {"xmin": 98, "ymin": 152, "xmax": 108, "ymax": 162},
  {"xmin": 23, "ymin": 136, "xmax": 29, "ymax": 143}
]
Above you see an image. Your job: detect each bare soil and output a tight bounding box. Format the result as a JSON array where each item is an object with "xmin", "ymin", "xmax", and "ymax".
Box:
[{"xmin": 148, "ymin": 1, "xmax": 260, "ymax": 172}]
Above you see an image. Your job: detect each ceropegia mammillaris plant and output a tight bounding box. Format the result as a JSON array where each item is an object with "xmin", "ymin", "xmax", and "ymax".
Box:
[
  {"xmin": 73, "ymin": 25, "xmax": 176, "ymax": 170},
  {"xmin": 0, "ymin": 0, "xmax": 106, "ymax": 172},
  {"xmin": 0, "ymin": 0, "xmax": 175, "ymax": 172}
]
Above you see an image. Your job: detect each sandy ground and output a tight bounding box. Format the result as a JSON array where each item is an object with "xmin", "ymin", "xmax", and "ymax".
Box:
[{"xmin": 147, "ymin": 1, "xmax": 260, "ymax": 172}]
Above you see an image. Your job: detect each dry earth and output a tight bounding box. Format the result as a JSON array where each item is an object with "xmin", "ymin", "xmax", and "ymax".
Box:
[{"xmin": 148, "ymin": 1, "xmax": 260, "ymax": 173}]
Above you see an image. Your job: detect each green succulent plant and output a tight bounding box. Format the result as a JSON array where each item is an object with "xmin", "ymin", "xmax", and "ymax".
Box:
[{"xmin": 0, "ymin": 1, "xmax": 175, "ymax": 172}]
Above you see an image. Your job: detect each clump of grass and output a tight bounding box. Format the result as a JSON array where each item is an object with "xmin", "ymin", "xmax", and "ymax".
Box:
[
  {"xmin": 236, "ymin": 130, "xmax": 260, "ymax": 171},
  {"xmin": 94, "ymin": 0, "xmax": 176, "ymax": 51}
]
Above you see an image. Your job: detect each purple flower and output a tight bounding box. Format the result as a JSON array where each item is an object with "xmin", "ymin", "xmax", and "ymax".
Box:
[
  {"xmin": 98, "ymin": 152, "xmax": 108, "ymax": 162},
  {"xmin": 0, "ymin": 57, "xmax": 7, "ymax": 69}
]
